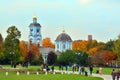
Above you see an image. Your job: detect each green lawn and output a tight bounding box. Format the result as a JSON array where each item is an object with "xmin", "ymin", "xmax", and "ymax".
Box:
[
  {"xmin": 92, "ymin": 67, "xmax": 114, "ymax": 75},
  {"xmin": 0, "ymin": 70, "xmax": 103, "ymax": 80}
]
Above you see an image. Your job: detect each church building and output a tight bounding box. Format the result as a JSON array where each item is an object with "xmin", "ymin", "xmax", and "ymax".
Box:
[
  {"xmin": 28, "ymin": 16, "xmax": 72, "ymax": 63},
  {"xmin": 55, "ymin": 29, "xmax": 72, "ymax": 52}
]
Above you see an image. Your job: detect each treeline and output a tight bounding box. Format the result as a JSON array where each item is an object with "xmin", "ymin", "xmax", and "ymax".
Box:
[{"xmin": 0, "ymin": 25, "xmax": 120, "ymax": 67}]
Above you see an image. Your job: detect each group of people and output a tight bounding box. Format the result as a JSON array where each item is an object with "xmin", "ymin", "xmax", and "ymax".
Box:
[
  {"xmin": 40, "ymin": 64, "xmax": 54, "ymax": 72},
  {"xmin": 40, "ymin": 64, "xmax": 95, "ymax": 76},
  {"xmin": 59, "ymin": 64, "xmax": 94, "ymax": 76}
]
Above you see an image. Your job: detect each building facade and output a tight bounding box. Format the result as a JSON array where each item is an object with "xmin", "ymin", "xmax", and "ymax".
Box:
[{"xmin": 28, "ymin": 16, "xmax": 42, "ymax": 47}]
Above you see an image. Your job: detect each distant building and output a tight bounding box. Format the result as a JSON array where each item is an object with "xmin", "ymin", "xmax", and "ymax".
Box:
[
  {"xmin": 40, "ymin": 47, "xmax": 55, "ymax": 64},
  {"xmin": 55, "ymin": 29, "xmax": 72, "ymax": 52},
  {"xmin": 28, "ymin": 16, "xmax": 42, "ymax": 47},
  {"xmin": 88, "ymin": 35, "xmax": 92, "ymax": 41}
]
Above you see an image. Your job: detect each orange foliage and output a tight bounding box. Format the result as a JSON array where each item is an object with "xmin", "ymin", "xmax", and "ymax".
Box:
[
  {"xmin": 30, "ymin": 43, "xmax": 40, "ymax": 56},
  {"xmin": 88, "ymin": 46, "xmax": 103, "ymax": 55},
  {"xmin": 42, "ymin": 38, "xmax": 55, "ymax": 48},
  {"xmin": 20, "ymin": 41, "xmax": 28, "ymax": 57},
  {"xmin": 72, "ymin": 40, "xmax": 88, "ymax": 52},
  {"xmin": 102, "ymin": 51, "xmax": 116, "ymax": 63},
  {"xmin": 20, "ymin": 40, "xmax": 40, "ymax": 58}
]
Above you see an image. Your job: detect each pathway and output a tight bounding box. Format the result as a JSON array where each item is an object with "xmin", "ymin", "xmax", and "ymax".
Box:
[{"xmin": 92, "ymin": 74, "xmax": 112, "ymax": 80}]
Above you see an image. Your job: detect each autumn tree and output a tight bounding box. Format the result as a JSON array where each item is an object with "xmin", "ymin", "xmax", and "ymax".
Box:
[
  {"xmin": 26, "ymin": 40, "xmax": 42, "ymax": 65},
  {"xmin": 19, "ymin": 40, "xmax": 28, "ymax": 63},
  {"xmin": 102, "ymin": 51, "xmax": 116, "ymax": 65},
  {"xmin": 88, "ymin": 46, "xmax": 103, "ymax": 55},
  {"xmin": 42, "ymin": 38, "xmax": 55, "ymax": 48},
  {"xmin": 72, "ymin": 40, "xmax": 88, "ymax": 52},
  {"xmin": 30, "ymin": 43, "xmax": 40, "ymax": 57},
  {"xmin": 87, "ymin": 40, "xmax": 98, "ymax": 51},
  {"xmin": 92, "ymin": 51, "xmax": 104, "ymax": 66},
  {"xmin": 20, "ymin": 40, "xmax": 28, "ymax": 57}
]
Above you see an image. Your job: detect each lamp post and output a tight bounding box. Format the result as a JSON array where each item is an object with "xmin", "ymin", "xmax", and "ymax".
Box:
[
  {"xmin": 44, "ymin": 54, "xmax": 47, "ymax": 65},
  {"xmin": 10, "ymin": 52, "xmax": 14, "ymax": 68}
]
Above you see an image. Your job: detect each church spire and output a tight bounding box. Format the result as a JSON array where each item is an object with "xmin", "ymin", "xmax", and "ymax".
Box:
[
  {"xmin": 33, "ymin": 15, "xmax": 37, "ymax": 19},
  {"xmin": 62, "ymin": 26, "xmax": 65, "ymax": 33}
]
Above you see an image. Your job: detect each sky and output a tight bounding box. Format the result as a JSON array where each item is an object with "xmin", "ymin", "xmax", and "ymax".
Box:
[{"xmin": 0, "ymin": 0, "xmax": 120, "ymax": 43}]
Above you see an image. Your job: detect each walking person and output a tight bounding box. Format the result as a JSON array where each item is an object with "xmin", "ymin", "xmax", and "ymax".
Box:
[
  {"xmin": 87, "ymin": 66, "xmax": 90, "ymax": 75},
  {"xmin": 72, "ymin": 65, "xmax": 74, "ymax": 72},
  {"xmin": 59, "ymin": 64, "xmax": 61, "ymax": 70},
  {"xmin": 111, "ymin": 69, "xmax": 116, "ymax": 80},
  {"xmin": 65, "ymin": 65, "xmax": 68, "ymax": 71},
  {"xmin": 116, "ymin": 70, "xmax": 120, "ymax": 80},
  {"xmin": 81, "ymin": 66, "xmax": 85, "ymax": 75},
  {"xmin": 90, "ymin": 66, "xmax": 93, "ymax": 75},
  {"xmin": 78, "ymin": 66, "xmax": 81, "ymax": 74},
  {"xmin": 99, "ymin": 67, "xmax": 102, "ymax": 75}
]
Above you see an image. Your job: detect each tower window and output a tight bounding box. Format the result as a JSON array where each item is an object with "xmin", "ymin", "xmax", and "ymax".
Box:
[
  {"xmin": 30, "ymin": 29, "xmax": 33, "ymax": 34},
  {"xmin": 37, "ymin": 29, "xmax": 40, "ymax": 33}
]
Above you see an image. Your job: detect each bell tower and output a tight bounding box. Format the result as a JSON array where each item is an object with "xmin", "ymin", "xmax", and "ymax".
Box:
[{"xmin": 28, "ymin": 16, "xmax": 42, "ymax": 47}]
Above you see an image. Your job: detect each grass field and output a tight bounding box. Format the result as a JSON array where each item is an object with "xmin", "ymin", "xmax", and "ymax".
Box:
[{"xmin": 0, "ymin": 70, "xmax": 103, "ymax": 80}]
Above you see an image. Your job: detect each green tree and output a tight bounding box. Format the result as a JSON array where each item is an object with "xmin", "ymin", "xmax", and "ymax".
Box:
[
  {"xmin": 75, "ymin": 50, "xmax": 88, "ymax": 65},
  {"xmin": 113, "ymin": 35, "xmax": 120, "ymax": 63},
  {"xmin": 103, "ymin": 40, "xmax": 114, "ymax": 51},
  {"xmin": 4, "ymin": 26, "xmax": 21, "ymax": 66},
  {"xmin": 0, "ymin": 33, "xmax": 3, "ymax": 54},
  {"xmin": 57, "ymin": 50, "xmax": 75, "ymax": 65}
]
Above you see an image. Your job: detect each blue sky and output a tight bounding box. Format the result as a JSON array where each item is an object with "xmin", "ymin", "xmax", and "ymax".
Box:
[{"xmin": 0, "ymin": 0, "xmax": 120, "ymax": 43}]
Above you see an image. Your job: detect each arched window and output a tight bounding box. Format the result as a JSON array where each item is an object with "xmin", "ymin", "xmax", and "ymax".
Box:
[{"xmin": 30, "ymin": 29, "xmax": 33, "ymax": 34}]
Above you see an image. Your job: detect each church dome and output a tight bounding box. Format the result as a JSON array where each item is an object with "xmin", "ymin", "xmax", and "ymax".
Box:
[
  {"xmin": 55, "ymin": 33, "xmax": 72, "ymax": 42},
  {"xmin": 29, "ymin": 16, "xmax": 41, "ymax": 27}
]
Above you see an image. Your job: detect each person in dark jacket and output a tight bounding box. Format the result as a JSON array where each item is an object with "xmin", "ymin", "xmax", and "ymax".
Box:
[
  {"xmin": 111, "ymin": 69, "xmax": 116, "ymax": 80},
  {"xmin": 90, "ymin": 66, "xmax": 93, "ymax": 75}
]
